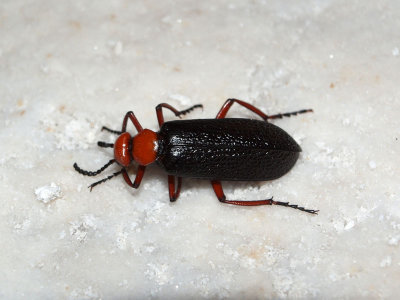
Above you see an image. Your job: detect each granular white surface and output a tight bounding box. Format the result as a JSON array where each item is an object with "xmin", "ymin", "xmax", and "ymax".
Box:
[{"xmin": 1, "ymin": 0, "xmax": 400, "ymax": 299}]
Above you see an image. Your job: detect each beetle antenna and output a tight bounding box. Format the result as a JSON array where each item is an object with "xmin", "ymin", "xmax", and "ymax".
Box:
[
  {"xmin": 176, "ymin": 104, "xmax": 203, "ymax": 117},
  {"xmin": 97, "ymin": 141, "xmax": 114, "ymax": 148},
  {"xmin": 271, "ymin": 198, "xmax": 319, "ymax": 214},
  {"xmin": 73, "ymin": 159, "xmax": 116, "ymax": 176},
  {"xmin": 88, "ymin": 170, "xmax": 123, "ymax": 191},
  {"xmin": 101, "ymin": 126, "xmax": 122, "ymax": 135},
  {"xmin": 267, "ymin": 109, "xmax": 313, "ymax": 120}
]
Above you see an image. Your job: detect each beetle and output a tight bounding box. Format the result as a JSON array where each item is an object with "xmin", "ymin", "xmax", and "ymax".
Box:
[{"xmin": 74, "ymin": 98, "xmax": 318, "ymax": 214}]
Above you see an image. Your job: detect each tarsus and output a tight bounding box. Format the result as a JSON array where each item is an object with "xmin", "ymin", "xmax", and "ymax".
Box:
[
  {"xmin": 176, "ymin": 104, "xmax": 203, "ymax": 117},
  {"xmin": 268, "ymin": 109, "xmax": 313, "ymax": 120}
]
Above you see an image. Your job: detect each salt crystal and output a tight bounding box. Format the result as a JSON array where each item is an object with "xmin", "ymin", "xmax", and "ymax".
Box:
[
  {"xmin": 114, "ymin": 41, "xmax": 123, "ymax": 55},
  {"xmin": 388, "ymin": 236, "xmax": 399, "ymax": 246},
  {"xmin": 368, "ymin": 160, "xmax": 376, "ymax": 169},
  {"xmin": 380, "ymin": 256, "xmax": 392, "ymax": 267},
  {"xmin": 35, "ymin": 182, "xmax": 61, "ymax": 203},
  {"xmin": 344, "ymin": 220, "xmax": 355, "ymax": 230}
]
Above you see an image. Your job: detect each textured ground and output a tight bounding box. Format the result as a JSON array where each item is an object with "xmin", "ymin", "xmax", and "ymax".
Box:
[{"xmin": 1, "ymin": 0, "xmax": 400, "ymax": 299}]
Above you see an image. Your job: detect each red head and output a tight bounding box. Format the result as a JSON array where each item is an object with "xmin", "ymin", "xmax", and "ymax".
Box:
[{"xmin": 114, "ymin": 129, "xmax": 158, "ymax": 167}]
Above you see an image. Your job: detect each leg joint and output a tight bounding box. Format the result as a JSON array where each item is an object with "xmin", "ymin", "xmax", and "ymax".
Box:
[{"xmin": 217, "ymin": 195, "xmax": 226, "ymax": 202}]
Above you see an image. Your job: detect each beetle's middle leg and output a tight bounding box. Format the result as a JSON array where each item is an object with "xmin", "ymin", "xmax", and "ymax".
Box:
[
  {"xmin": 168, "ymin": 175, "xmax": 182, "ymax": 202},
  {"xmin": 211, "ymin": 180, "xmax": 318, "ymax": 214},
  {"xmin": 156, "ymin": 103, "xmax": 203, "ymax": 127},
  {"xmin": 216, "ymin": 98, "xmax": 313, "ymax": 120}
]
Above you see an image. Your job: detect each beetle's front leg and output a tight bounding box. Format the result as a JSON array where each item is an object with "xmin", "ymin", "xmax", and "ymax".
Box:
[
  {"xmin": 121, "ymin": 111, "xmax": 144, "ymax": 133},
  {"xmin": 121, "ymin": 165, "xmax": 146, "ymax": 188},
  {"xmin": 101, "ymin": 111, "xmax": 144, "ymax": 134}
]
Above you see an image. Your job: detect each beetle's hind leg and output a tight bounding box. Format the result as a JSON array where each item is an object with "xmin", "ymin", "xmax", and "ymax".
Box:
[
  {"xmin": 156, "ymin": 103, "xmax": 203, "ymax": 127},
  {"xmin": 211, "ymin": 180, "xmax": 318, "ymax": 215}
]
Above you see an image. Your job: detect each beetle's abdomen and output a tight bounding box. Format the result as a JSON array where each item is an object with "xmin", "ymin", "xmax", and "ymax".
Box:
[{"xmin": 157, "ymin": 119, "xmax": 301, "ymax": 181}]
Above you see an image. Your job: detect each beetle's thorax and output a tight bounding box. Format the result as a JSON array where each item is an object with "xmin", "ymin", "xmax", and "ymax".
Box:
[
  {"xmin": 132, "ymin": 129, "xmax": 158, "ymax": 166},
  {"xmin": 114, "ymin": 129, "xmax": 158, "ymax": 166}
]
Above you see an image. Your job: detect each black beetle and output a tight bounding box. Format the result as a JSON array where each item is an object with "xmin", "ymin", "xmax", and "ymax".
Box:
[{"xmin": 74, "ymin": 98, "xmax": 317, "ymax": 214}]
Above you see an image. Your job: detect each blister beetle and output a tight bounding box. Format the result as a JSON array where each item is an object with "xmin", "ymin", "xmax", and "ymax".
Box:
[{"xmin": 74, "ymin": 98, "xmax": 318, "ymax": 214}]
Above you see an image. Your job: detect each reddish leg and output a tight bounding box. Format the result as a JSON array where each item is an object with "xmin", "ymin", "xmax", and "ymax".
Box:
[
  {"xmin": 101, "ymin": 111, "xmax": 144, "ymax": 135},
  {"xmin": 121, "ymin": 165, "xmax": 146, "ymax": 188},
  {"xmin": 216, "ymin": 98, "xmax": 313, "ymax": 120},
  {"xmin": 168, "ymin": 175, "xmax": 182, "ymax": 202},
  {"xmin": 211, "ymin": 180, "xmax": 318, "ymax": 214},
  {"xmin": 156, "ymin": 103, "xmax": 203, "ymax": 128},
  {"xmin": 216, "ymin": 99, "xmax": 268, "ymax": 120},
  {"xmin": 121, "ymin": 111, "xmax": 143, "ymax": 132}
]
